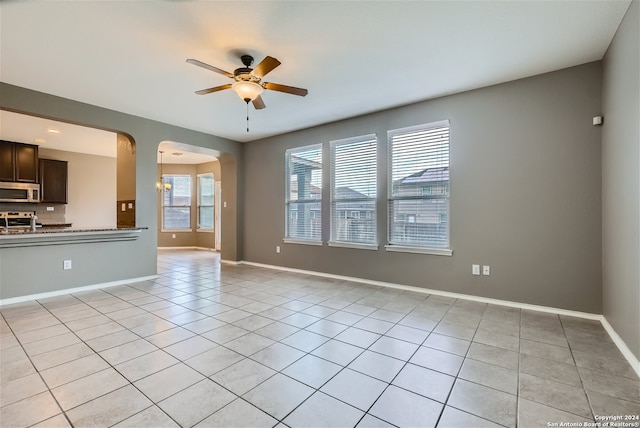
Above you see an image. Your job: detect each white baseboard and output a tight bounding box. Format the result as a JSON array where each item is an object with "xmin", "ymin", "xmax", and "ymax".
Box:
[
  {"xmin": 241, "ymin": 260, "xmax": 639, "ymax": 377},
  {"xmin": 158, "ymin": 246, "xmax": 217, "ymax": 252},
  {"xmin": 0, "ymin": 275, "xmax": 159, "ymax": 307},
  {"xmin": 240, "ymin": 260, "xmax": 601, "ymax": 319},
  {"xmin": 601, "ymin": 317, "xmax": 640, "ymax": 378},
  {"xmin": 158, "ymin": 246, "xmax": 198, "ymax": 250}
]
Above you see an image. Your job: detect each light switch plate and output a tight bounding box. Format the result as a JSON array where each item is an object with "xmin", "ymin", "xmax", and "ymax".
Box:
[
  {"xmin": 472, "ymin": 264, "xmax": 480, "ymax": 275},
  {"xmin": 483, "ymin": 265, "xmax": 491, "ymax": 276}
]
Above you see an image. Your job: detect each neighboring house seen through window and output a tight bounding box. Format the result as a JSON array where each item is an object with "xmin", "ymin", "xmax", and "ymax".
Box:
[
  {"xmin": 285, "ymin": 144, "xmax": 322, "ymax": 243},
  {"xmin": 387, "ymin": 120, "xmax": 450, "ymax": 252},
  {"xmin": 162, "ymin": 175, "xmax": 192, "ymax": 230},
  {"xmin": 330, "ymin": 134, "xmax": 377, "ymax": 247}
]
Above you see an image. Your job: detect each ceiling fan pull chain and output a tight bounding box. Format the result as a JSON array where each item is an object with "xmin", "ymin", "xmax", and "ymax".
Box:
[{"xmin": 246, "ymin": 101, "xmax": 250, "ymax": 132}]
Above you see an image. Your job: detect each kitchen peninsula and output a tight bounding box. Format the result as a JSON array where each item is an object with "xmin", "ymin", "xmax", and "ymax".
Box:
[
  {"xmin": 0, "ymin": 134, "xmax": 154, "ymax": 303},
  {"xmin": 0, "ymin": 225, "xmax": 154, "ymax": 303}
]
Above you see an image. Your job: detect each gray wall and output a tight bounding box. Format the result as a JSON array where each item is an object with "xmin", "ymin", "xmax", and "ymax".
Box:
[
  {"xmin": 243, "ymin": 62, "xmax": 604, "ymax": 313},
  {"xmin": 602, "ymin": 0, "xmax": 640, "ymax": 360},
  {"xmin": 0, "ymin": 83, "xmax": 242, "ymax": 299}
]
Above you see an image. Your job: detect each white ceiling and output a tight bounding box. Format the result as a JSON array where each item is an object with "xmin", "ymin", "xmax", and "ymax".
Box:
[
  {"xmin": 0, "ymin": 110, "xmax": 218, "ymax": 164},
  {"xmin": 0, "ymin": 110, "xmax": 118, "ymax": 158},
  {"xmin": 0, "ymin": 1, "xmax": 631, "ymax": 145}
]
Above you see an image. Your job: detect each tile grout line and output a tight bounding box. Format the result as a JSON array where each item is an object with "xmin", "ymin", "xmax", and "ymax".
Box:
[{"xmin": 2, "ymin": 250, "xmax": 637, "ymax": 428}]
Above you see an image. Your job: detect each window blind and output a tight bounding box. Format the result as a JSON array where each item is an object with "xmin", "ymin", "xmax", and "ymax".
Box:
[
  {"xmin": 197, "ymin": 173, "xmax": 214, "ymax": 230},
  {"xmin": 285, "ymin": 144, "xmax": 322, "ymax": 242},
  {"xmin": 388, "ymin": 120, "xmax": 450, "ymax": 249},
  {"xmin": 330, "ymin": 134, "xmax": 377, "ymax": 246},
  {"xmin": 162, "ymin": 175, "xmax": 192, "ymax": 230}
]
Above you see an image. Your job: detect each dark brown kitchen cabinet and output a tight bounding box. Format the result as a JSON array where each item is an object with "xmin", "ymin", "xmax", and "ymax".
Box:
[
  {"xmin": 0, "ymin": 141, "xmax": 13, "ymax": 181},
  {"xmin": 0, "ymin": 140, "xmax": 39, "ymax": 183},
  {"xmin": 39, "ymin": 159, "xmax": 68, "ymax": 204}
]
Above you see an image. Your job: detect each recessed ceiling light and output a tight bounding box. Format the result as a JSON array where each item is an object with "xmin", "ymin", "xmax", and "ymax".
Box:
[
  {"xmin": 47, "ymin": 128, "xmax": 60, "ymax": 134},
  {"xmin": 34, "ymin": 138, "xmax": 46, "ymax": 144},
  {"xmin": 172, "ymin": 152, "xmax": 183, "ymax": 156}
]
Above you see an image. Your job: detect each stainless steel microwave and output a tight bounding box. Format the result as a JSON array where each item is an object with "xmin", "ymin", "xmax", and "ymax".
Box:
[{"xmin": 0, "ymin": 181, "xmax": 40, "ymax": 203}]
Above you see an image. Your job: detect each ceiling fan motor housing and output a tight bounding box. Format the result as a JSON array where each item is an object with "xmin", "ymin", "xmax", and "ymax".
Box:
[
  {"xmin": 234, "ymin": 68, "xmax": 258, "ymax": 82},
  {"xmin": 240, "ymin": 55, "xmax": 254, "ymax": 67}
]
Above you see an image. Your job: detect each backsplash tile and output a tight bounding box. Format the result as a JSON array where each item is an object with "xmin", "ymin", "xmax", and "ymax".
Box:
[{"xmin": 0, "ymin": 203, "xmax": 67, "ymax": 224}]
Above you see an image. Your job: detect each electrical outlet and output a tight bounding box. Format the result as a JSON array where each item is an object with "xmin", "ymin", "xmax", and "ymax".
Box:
[
  {"xmin": 276, "ymin": 246, "xmax": 281, "ymax": 254},
  {"xmin": 483, "ymin": 265, "xmax": 491, "ymax": 276},
  {"xmin": 46, "ymin": 206, "xmax": 54, "ymax": 211},
  {"xmin": 63, "ymin": 260, "xmax": 72, "ymax": 270},
  {"xmin": 172, "ymin": 234, "xmax": 176, "ymax": 239},
  {"xmin": 472, "ymin": 264, "xmax": 480, "ymax": 275}
]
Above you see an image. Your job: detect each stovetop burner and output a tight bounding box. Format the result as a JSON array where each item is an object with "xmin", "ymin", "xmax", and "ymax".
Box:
[{"xmin": 0, "ymin": 211, "xmax": 37, "ymax": 231}]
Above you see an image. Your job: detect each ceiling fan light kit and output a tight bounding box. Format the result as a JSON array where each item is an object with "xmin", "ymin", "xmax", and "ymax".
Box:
[{"xmin": 232, "ymin": 80, "xmax": 263, "ymax": 102}]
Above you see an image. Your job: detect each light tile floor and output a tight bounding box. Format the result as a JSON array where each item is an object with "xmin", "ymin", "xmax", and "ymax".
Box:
[{"xmin": 1, "ymin": 249, "xmax": 638, "ymax": 427}]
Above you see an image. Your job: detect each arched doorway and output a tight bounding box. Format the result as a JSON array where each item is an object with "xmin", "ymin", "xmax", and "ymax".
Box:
[{"xmin": 156, "ymin": 141, "xmax": 222, "ymax": 252}]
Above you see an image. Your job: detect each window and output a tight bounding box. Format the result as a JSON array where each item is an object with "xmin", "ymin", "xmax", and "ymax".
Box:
[
  {"xmin": 285, "ymin": 144, "xmax": 322, "ymax": 243},
  {"xmin": 388, "ymin": 120, "xmax": 450, "ymax": 253},
  {"xmin": 162, "ymin": 175, "xmax": 192, "ymax": 230},
  {"xmin": 197, "ymin": 173, "xmax": 214, "ymax": 230},
  {"xmin": 330, "ymin": 134, "xmax": 377, "ymax": 247}
]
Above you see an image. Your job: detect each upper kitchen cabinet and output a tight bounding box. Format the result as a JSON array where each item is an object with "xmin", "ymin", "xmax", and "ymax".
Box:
[
  {"xmin": 0, "ymin": 141, "xmax": 13, "ymax": 181},
  {"xmin": 39, "ymin": 159, "xmax": 68, "ymax": 204},
  {"xmin": 0, "ymin": 140, "xmax": 39, "ymax": 183}
]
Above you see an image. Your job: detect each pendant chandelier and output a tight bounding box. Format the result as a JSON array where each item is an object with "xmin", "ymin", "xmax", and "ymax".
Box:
[{"xmin": 157, "ymin": 150, "xmax": 172, "ymax": 192}]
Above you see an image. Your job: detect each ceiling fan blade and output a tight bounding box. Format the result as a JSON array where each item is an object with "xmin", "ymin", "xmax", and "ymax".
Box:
[
  {"xmin": 252, "ymin": 95, "xmax": 266, "ymax": 110},
  {"xmin": 186, "ymin": 59, "xmax": 233, "ymax": 78},
  {"xmin": 264, "ymin": 82, "xmax": 308, "ymax": 97},
  {"xmin": 252, "ymin": 56, "xmax": 281, "ymax": 79},
  {"xmin": 195, "ymin": 84, "xmax": 232, "ymax": 95}
]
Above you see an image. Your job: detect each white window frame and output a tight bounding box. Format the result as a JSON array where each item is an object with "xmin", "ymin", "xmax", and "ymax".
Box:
[
  {"xmin": 284, "ymin": 144, "xmax": 323, "ymax": 245},
  {"xmin": 161, "ymin": 174, "xmax": 192, "ymax": 232},
  {"xmin": 197, "ymin": 173, "xmax": 214, "ymax": 232},
  {"xmin": 328, "ymin": 134, "xmax": 378, "ymax": 250},
  {"xmin": 386, "ymin": 120, "xmax": 452, "ymax": 256}
]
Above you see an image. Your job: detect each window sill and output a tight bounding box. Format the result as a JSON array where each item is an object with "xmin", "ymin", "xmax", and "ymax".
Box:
[
  {"xmin": 196, "ymin": 229, "xmax": 214, "ymax": 233},
  {"xmin": 384, "ymin": 245, "xmax": 453, "ymax": 256},
  {"xmin": 161, "ymin": 229, "xmax": 193, "ymax": 233},
  {"xmin": 283, "ymin": 238, "xmax": 323, "ymax": 246},
  {"xmin": 328, "ymin": 241, "xmax": 378, "ymax": 251}
]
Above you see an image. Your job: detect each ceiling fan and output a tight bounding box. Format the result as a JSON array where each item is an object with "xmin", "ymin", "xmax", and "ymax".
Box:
[{"xmin": 186, "ymin": 54, "xmax": 308, "ymax": 110}]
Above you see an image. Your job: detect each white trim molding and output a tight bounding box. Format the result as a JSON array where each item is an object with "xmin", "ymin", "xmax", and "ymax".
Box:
[
  {"xmin": 0, "ymin": 275, "xmax": 159, "ymax": 307},
  {"xmin": 385, "ymin": 245, "xmax": 453, "ymax": 257},
  {"xmin": 158, "ymin": 246, "xmax": 217, "ymax": 252},
  {"xmin": 283, "ymin": 239, "xmax": 323, "ymax": 246},
  {"xmin": 328, "ymin": 241, "xmax": 379, "ymax": 251},
  {"xmin": 601, "ymin": 316, "xmax": 640, "ymax": 378}
]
